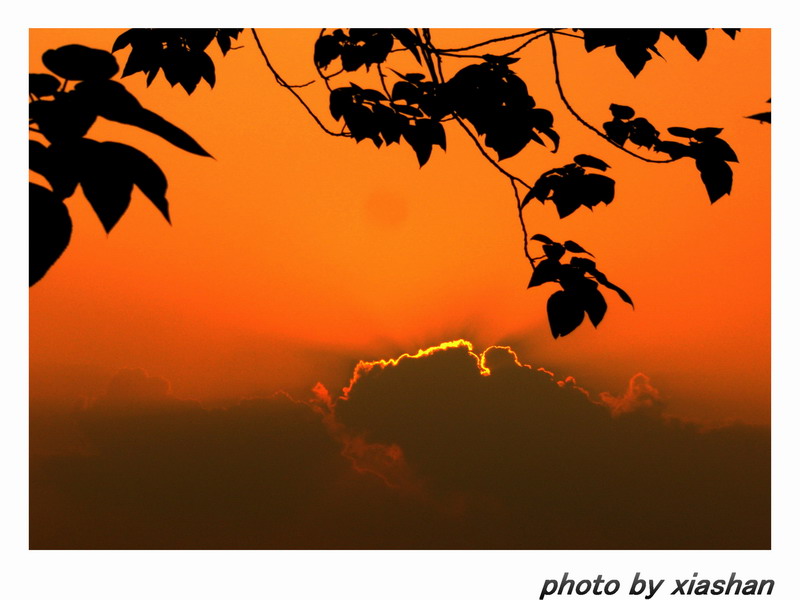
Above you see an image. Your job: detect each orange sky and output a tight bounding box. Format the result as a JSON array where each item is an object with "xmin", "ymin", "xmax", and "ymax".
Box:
[{"xmin": 29, "ymin": 28, "xmax": 770, "ymax": 425}]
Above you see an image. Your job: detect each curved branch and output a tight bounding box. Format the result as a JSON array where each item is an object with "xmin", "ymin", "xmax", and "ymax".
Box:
[
  {"xmin": 511, "ymin": 180, "xmax": 536, "ymax": 269},
  {"xmin": 435, "ymin": 29, "xmax": 547, "ymax": 53},
  {"xmin": 500, "ymin": 31, "xmax": 549, "ymax": 57},
  {"xmin": 547, "ymin": 31, "xmax": 677, "ymax": 164},
  {"xmin": 250, "ymin": 28, "xmax": 348, "ymax": 138},
  {"xmin": 453, "ymin": 115, "xmax": 531, "ymax": 189}
]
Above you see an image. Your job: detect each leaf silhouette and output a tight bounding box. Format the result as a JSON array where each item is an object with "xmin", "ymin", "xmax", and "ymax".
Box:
[
  {"xmin": 528, "ymin": 258, "xmax": 561, "ymax": 288},
  {"xmin": 30, "ymin": 183, "xmax": 72, "ymax": 286},
  {"xmin": 664, "ymin": 29, "xmax": 708, "ymax": 60},
  {"xmin": 573, "ymin": 154, "xmax": 610, "ymax": 171},
  {"xmin": 564, "ymin": 240, "xmax": 594, "ymax": 256},
  {"xmin": 667, "ymin": 126, "xmax": 696, "ymax": 138},
  {"xmin": 547, "ymin": 290, "xmax": 585, "ymax": 338},
  {"xmin": 74, "ymin": 140, "xmax": 172, "ymax": 232},
  {"xmin": 29, "ymin": 73, "xmax": 61, "ymax": 97},
  {"xmin": 696, "ymin": 158, "xmax": 733, "ymax": 203},
  {"xmin": 29, "ymin": 140, "xmax": 79, "ymax": 200},
  {"xmin": 73, "ymin": 80, "xmax": 211, "ymax": 157},
  {"xmin": 29, "ymin": 95, "xmax": 97, "ymax": 145},
  {"xmin": 42, "ymin": 45, "xmax": 119, "ymax": 81},
  {"xmin": 530, "ymin": 233, "xmax": 554, "ymax": 244},
  {"xmin": 584, "ymin": 286, "xmax": 608, "ymax": 327},
  {"xmin": 746, "ymin": 112, "xmax": 771, "ymax": 124},
  {"xmin": 112, "ymin": 29, "xmax": 240, "ymax": 93},
  {"xmin": 609, "ymin": 103, "xmax": 635, "ymax": 120}
]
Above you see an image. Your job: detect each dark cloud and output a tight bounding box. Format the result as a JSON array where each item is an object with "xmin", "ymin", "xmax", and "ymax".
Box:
[
  {"xmin": 327, "ymin": 341, "xmax": 770, "ymax": 548},
  {"xmin": 30, "ymin": 344, "xmax": 769, "ymax": 549}
]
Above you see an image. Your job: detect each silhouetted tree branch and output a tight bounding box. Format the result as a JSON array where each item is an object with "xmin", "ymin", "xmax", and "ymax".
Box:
[
  {"xmin": 250, "ymin": 28, "xmax": 348, "ymax": 138},
  {"xmin": 29, "ymin": 27, "xmax": 762, "ymax": 339}
]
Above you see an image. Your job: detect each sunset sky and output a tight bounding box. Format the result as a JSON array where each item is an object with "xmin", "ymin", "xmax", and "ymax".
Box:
[
  {"xmin": 28, "ymin": 27, "xmax": 771, "ymax": 551},
  {"xmin": 30, "ymin": 28, "xmax": 770, "ymax": 424}
]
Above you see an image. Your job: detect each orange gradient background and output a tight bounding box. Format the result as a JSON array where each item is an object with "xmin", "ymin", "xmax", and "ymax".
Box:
[{"xmin": 29, "ymin": 28, "xmax": 770, "ymax": 425}]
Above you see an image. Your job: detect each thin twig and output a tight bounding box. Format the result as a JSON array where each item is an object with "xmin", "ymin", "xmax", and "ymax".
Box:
[
  {"xmin": 501, "ymin": 31, "xmax": 549, "ymax": 57},
  {"xmin": 552, "ymin": 30, "xmax": 585, "ymax": 41},
  {"xmin": 547, "ymin": 31, "xmax": 677, "ymax": 164},
  {"xmin": 250, "ymin": 28, "xmax": 347, "ymax": 137},
  {"xmin": 416, "ymin": 28, "xmax": 441, "ymax": 85},
  {"xmin": 435, "ymin": 29, "xmax": 546, "ymax": 53},
  {"xmin": 453, "ymin": 115, "xmax": 531, "ymax": 189},
  {"xmin": 437, "ymin": 51, "xmax": 491, "ymax": 60},
  {"xmin": 511, "ymin": 180, "xmax": 536, "ymax": 269}
]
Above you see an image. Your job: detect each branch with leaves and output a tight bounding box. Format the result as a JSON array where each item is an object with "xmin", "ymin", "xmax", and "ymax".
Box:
[{"xmin": 29, "ymin": 28, "xmax": 762, "ymax": 340}]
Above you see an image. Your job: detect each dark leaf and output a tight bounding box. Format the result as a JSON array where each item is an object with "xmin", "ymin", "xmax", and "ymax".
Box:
[
  {"xmin": 564, "ymin": 240, "xmax": 594, "ymax": 256},
  {"xmin": 112, "ymin": 29, "xmax": 136, "ymax": 53},
  {"xmin": 521, "ymin": 186, "xmax": 538, "ymax": 209},
  {"xmin": 76, "ymin": 141, "xmax": 134, "ymax": 233},
  {"xmin": 592, "ymin": 269, "xmax": 634, "ymax": 307},
  {"xmin": 583, "ymin": 287, "xmax": 608, "ymax": 327},
  {"xmin": 569, "ymin": 256, "xmax": 597, "ymax": 272},
  {"xmin": 198, "ymin": 52, "xmax": 216, "ymax": 88},
  {"xmin": 695, "ymin": 137, "xmax": 738, "ymax": 162},
  {"xmin": 111, "ymin": 106, "xmax": 211, "ymax": 157},
  {"xmin": 480, "ymin": 54, "xmax": 520, "ymax": 65},
  {"xmin": 547, "ymin": 290, "xmax": 585, "ymax": 338},
  {"xmin": 73, "ymin": 80, "xmax": 209, "ymax": 156},
  {"xmin": 29, "ymin": 183, "xmax": 72, "ymax": 286},
  {"xmin": 722, "ymin": 29, "xmax": 739, "ymax": 39},
  {"xmin": 696, "ymin": 158, "xmax": 733, "ymax": 203},
  {"xmin": 543, "ymin": 243, "xmax": 566, "ymax": 261},
  {"xmin": 29, "ymin": 140, "xmax": 79, "ymax": 200},
  {"xmin": 668, "ymin": 126, "xmax": 696, "ymax": 138},
  {"xmin": 29, "ymin": 95, "xmax": 97, "ymax": 144},
  {"xmin": 391, "ymin": 29, "xmax": 421, "ymax": 63},
  {"xmin": 537, "ymin": 127, "xmax": 560, "ymax": 153},
  {"xmin": 692, "ymin": 126, "xmax": 723, "ymax": 141},
  {"xmin": 746, "ymin": 112, "xmax": 771, "ymax": 124},
  {"xmin": 530, "ymin": 233, "xmax": 554, "ymax": 244},
  {"xmin": 528, "ymin": 258, "xmax": 561, "ymax": 287},
  {"xmin": 573, "ymin": 154, "xmax": 610, "ymax": 171},
  {"xmin": 111, "ymin": 142, "xmax": 171, "ymax": 223},
  {"xmin": 629, "ymin": 117, "xmax": 660, "ymax": 148},
  {"xmin": 603, "ymin": 119, "xmax": 630, "ymax": 145},
  {"xmin": 615, "ymin": 42, "xmax": 652, "ymax": 76},
  {"xmin": 552, "ymin": 190, "xmax": 582, "ymax": 219},
  {"xmin": 609, "ymin": 103, "xmax": 635, "ymax": 120},
  {"xmin": 582, "ymin": 173, "xmax": 616, "ymax": 206},
  {"xmin": 487, "ymin": 122, "xmax": 532, "ymax": 160},
  {"xmin": 29, "ymin": 73, "xmax": 61, "ymax": 97},
  {"xmin": 674, "ymin": 29, "xmax": 707, "ymax": 60},
  {"xmin": 654, "ymin": 140, "xmax": 692, "ymax": 159},
  {"xmin": 314, "ymin": 35, "xmax": 342, "ymax": 69},
  {"xmin": 401, "ymin": 121, "xmax": 433, "ymax": 167},
  {"xmin": 42, "ymin": 45, "xmax": 119, "ymax": 81}
]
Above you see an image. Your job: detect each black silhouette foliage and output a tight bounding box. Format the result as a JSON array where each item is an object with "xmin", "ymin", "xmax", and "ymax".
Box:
[
  {"xmin": 29, "ymin": 28, "xmax": 762, "ymax": 338},
  {"xmin": 112, "ymin": 29, "xmax": 243, "ymax": 94},
  {"xmin": 603, "ymin": 104, "xmax": 738, "ymax": 203},
  {"xmin": 29, "ymin": 44, "xmax": 210, "ymax": 285},
  {"xmin": 314, "ymin": 29, "xmax": 419, "ymax": 71},
  {"xmin": 523, "ymin": 154, "xmax": 615, "ymax": 218},
  {"xmin": 29, "ymin": 183, "xmax": 72, "ymax": 286},
  {"xmin": 446, "ymin": 57, "xmax": 559, "ymax": 159},
  {"xmin": 528, "ymin": 235, "xmax": 633, "ymax": 338},
  {"xmin": 746, "ymin": 99, "xmax": 771, "ymax": 124},
  {"xmin": 578, "ymin": 29, "xmax": 739, "ymax": 76}
]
